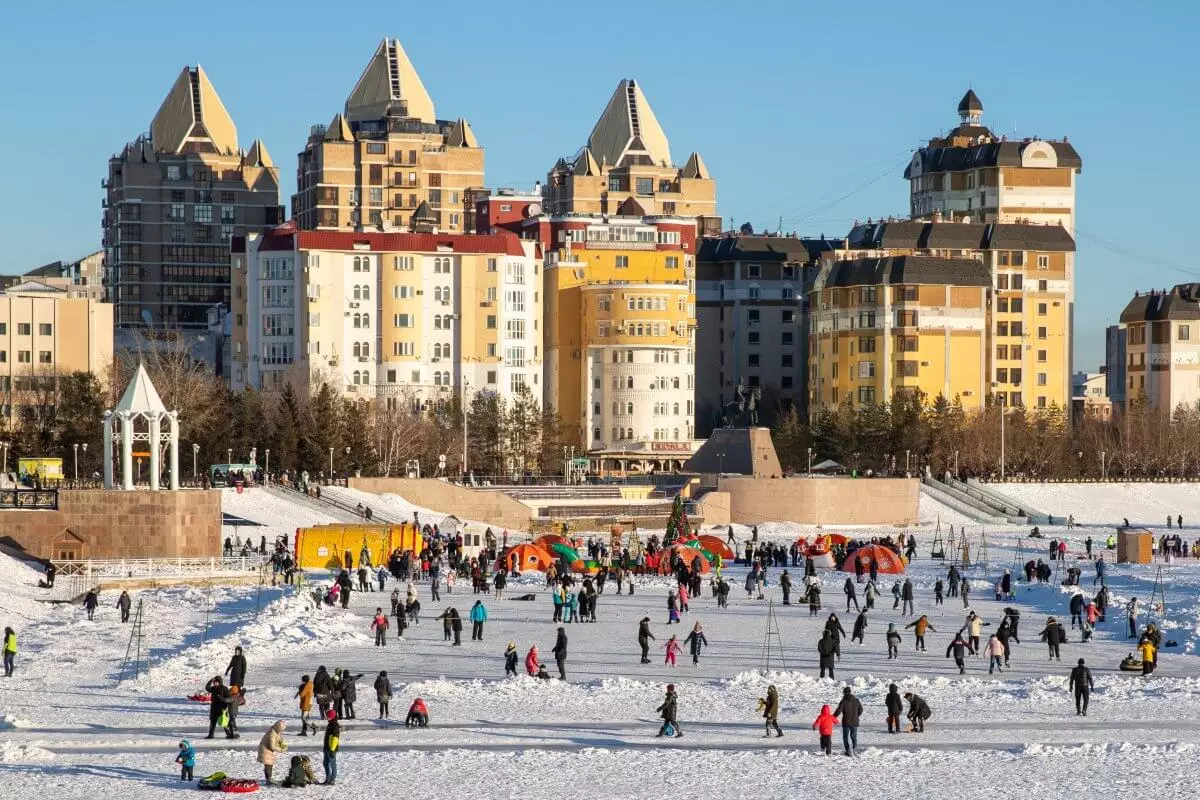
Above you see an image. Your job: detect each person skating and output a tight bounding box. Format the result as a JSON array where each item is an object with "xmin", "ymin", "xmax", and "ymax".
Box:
[
  {"xmin": 683, "ymin": 622, "xmax": 708, "ymax": 666},
  {"xmin": 295, "ymin": 674, "xmax": 315, "ymax": 736},
  {"xmin": 885, "ymin": 684, "xmax": 903, "ymax": 733},
  {"xmin": 904, "ymin": 692, "xmax": 931, "ymax": 732},
  {"xmin": 1002, "ymin": 607, "xmax": 1022, "ymax": 643},
  {"xmin": 226, "ymin": 646, "xmax": 247, "ymax": 688},
  {"xmin": 552, "ymin": 626, "xmax": 568, "ymax": 680},
  {"xmin": 843, "ymin": 577, "xmax": 859, "ymax": 612},
  {"xmin": 901, "ymin": 579, "xmax": 914, "ymax": 616},
  {"xmin": 2, "ymin": 627, "xmax": 15, "ymax": 677},
  {"xmin": 1069, "ymin": 658, "xmax": 1094, "ymax": 715},
  {"xmin": 891, "ymin": 580, "xmax": 901, "ymax": 610},
  {"xmin": 886, "ymin": 623, "xmax": 902, "ymax": 659},
  {"xmin": 371, "ymin": 607, "xmax": 389, "ymax": 647},
  {"xmin": 811, "ymin": 703, "xmax": 837, "ymax": 755},
  {"xmin": 663, "ymin": 634, "xmax": 682, "ymax": 667},
  {"xmin": 405, "ymin": 697, "xmax": 429, "ymax": 727},
  {"xmin": 312, "ymin": 666, "xmax": 333, "ymax": 720},
  {"xmin": 851, "ymin": 610, "xmax": 868, "ymax": 645},
  {"xmin": 905, "ymin": 615, "xmax": 935, "ymax": 652},
  {"xmin": 504, "ymin": 642, "xmax": 519, "ymax": 676},
  {"xmin": 1069, "ymin": 592, "xmax": 1085, "ymax": 629},
  {"xmin": 864, "ymin": 580, "xmax": 876, "ymax": 610},
  {"xmin": 833, "ymin": 686, "xmax": 863, "ymax": 756},
  {"xmin": 638, "ymin": 617, "xmax": 655, "ymax": 663},
  {"xmin": 934, "ymin": 578, "xmax": 944, "ymax": 605},
  {"xmin": 1039, "ymin": 616, "xmax": 1066, "ymax": 661},
  {"xmin": 667, "ymin": 590, "xmax": 680, "ymax": 625},
  {"xmin": 808, "ymin": 583, "xmax": 822, "ymax": 616},
  {"xmin": 961, "ymin": 577, "xmax": 971, "ymax": 608},
  {"xmin": 760, "ymin": 684, "xmax": 783, "ymax": 737},
  {"xmin": 655, "ymin": 684, "xmax": 684, "ymax": 738},
  {"xmin": 469, "ymin": 600, "xmax": 487, "ymax": 641},
  {"xmin": 321, "ymin": 710, "xmax": 340, "ymax": 786},
  {"xmin": 450, "ymin": 607, "xmax": 463, "ymax": 646},
  {"xmin": 175, "ymin": 740, "xmax": 196, "ymax": 782},
  {"xmin": 116, "ymin": 590, "xmax": 132, "ymax": 623},
  {"xmin": 780, "ymin": 569, "xmax": 793, "ymax": 605},
  {"xmin": 964, "ymin": 611, "xmax": 983, "ymax": 655},
  {"xmin": 818, "ymin": 630, "xmax": 837, "ymax": 679},
  {"xmin": 339, "ymin": 669, "xmax": 362, "ymax": 718},
  {"xmin": 374, "ymin": 671, "xmax": 391, "ymax": 718},
  {"xmin": 945, "ymin": 632, "xmax": 968, "ymax": 674},
  {"xmin": 825, "ymin": 613, "xmax": 847, "ymax": 660},
  {"xmin": 983, "ymin": 634, "xmax": 1005, "ymax": 674},
  {"xmin": 257, "ymin": 720, "xmax": 287, "ymax": 785}
]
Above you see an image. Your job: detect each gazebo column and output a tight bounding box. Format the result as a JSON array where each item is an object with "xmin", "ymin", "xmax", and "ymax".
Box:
[
  {"xmin": 120, "ymin": 412, "xmax": 134, "ymax": 490},
  {"xmin": 149, "ymin": 412, "xmax": 161, "ymax": 491},
  {"xmin": 102, "ymin": 411, "xmax": 114, "ymax": 489},
  {"xmin": 168, "ymin": 411, "xmax": 180, "ymax": 490}
]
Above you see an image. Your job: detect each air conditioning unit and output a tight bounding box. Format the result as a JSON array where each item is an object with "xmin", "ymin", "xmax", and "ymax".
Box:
[
  {"xmin": 571, "ymin": 350, "xmax": 580, "ymax": 359},
  {"xmin": 920, "ymin": 361, "xmax": 931, "ymax": 366},
  {"xmin": 431, "ymin": 357, "xmax": 440, "ymax": 363},
  {"xmin": 349, "ymin": 301, "xmax": 360, "ymax": 308},
  {"xmin": 358, "ymin": 357, "xmax": 369, "ymax": 363}
]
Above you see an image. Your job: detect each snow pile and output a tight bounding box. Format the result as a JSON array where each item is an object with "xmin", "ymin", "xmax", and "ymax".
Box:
[
  {"xmin": 0, "ymin": 714, "xmax": 31, "ymax": 729},
  {"xmin": 0, "ymin": 742, "xmax": 53, "ymax": 762},
  {"xmin": 994, "ymin": 482, "xmax": 1200, "ymax": 528}
]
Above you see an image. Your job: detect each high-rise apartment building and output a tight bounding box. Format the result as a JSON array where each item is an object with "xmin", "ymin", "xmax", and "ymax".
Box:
[
  {"xmin": 544, "ymin": 79, "xmax": 719, "ymax": 236},
  {"xmin": 292, "ymin": 39, "xmax": 484, "ymax": 235},
  {"xmin": 104, "ymin": 66, "xmax": 282, "ymax": 330},
  {"xmin": 1117, "ymin": 285, "xmax": 1200, "ymax": 413},
  {"xmin": 808, "ymin": 219, "xmax": 1076, "ymax": 415},
  {"xmin": 1105, "ymin": 324, "xmax": 1127, "ymax": 413},
  {"xmin": 231, "ymin": 222, "xmax": 541, "ymax": 408},
  {"xmin": 695, "ymin": 235, "xmax": 842, "ymax": 433},
  {"xmin": 906, "ymin": 91, "xmax": 1082, "ymax": 233}
]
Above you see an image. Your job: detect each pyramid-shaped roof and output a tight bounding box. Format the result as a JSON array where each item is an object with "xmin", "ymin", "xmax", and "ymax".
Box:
[
  {"xmin": 115, "ymin": 364, "xmax": 168, "ymax": 414},
  {"xmin": 244, "ymin": 138, "xmax": 274, "ymax": 168},
  {"xmin": 615, "ymin": 197, "xmax": 647, "ymax": 217},
  {"xmin": 150, "ymin": 66, "xmax": 238, "ymax": 155},
  {"xmin": 345, "ymin": 38, "xmax": 436, "ymax": 124},
  {"xmin": 324, "ymin": 114, "xmax": 354, "ymax": 142},
  {"xmin": 572, "ymin": 148, "xmax": 600, "ymax": 176},
  {"xmin": 587, "ymin": 78, "xmax": 672, "ymax": 168},
  {"xmin": 682, "ymin": 151, "xmax": 709, "ymax": 180},
  {"xmin": 447, "ymin": 118, "xmax": 478, "ymax": 148}
]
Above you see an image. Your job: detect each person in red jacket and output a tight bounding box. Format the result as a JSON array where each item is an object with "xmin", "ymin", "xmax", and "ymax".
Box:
[
  {"xmin": 525, "ymin": 645, "xmax": 540, "ymax": 676},
  {"xmin": 405, "ymin": 698, "xmax": 428, "ymax": 728},
  {"xmin": 811, "ymin": 703, "xmax": 838, "ymax": 755}
]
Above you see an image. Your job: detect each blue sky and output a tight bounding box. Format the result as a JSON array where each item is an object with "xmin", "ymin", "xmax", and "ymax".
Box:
[{"xmin": 0, "ymin": 0, "xmax": 1194, "ymax": 369}]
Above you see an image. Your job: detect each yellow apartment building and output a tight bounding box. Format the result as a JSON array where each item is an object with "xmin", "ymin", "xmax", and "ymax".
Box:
[
  {"xmin": 809, "ymin": 219, "xmax": 1076, "ymax": 414},
  {"xmin": 292, "ymin": 39, "xmax": 484, "ymax": 234}
]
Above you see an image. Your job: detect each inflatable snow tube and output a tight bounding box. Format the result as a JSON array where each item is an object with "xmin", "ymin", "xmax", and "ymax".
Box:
[
  {"xmin": 188, "ymin": 693, "xmax": 212, "ymax": 703},
  {"xmin": 197, "ymin": 773, "xmax": 228, "ymax": 790},
  {"xmin": 220, "ymin": 778, "xmax": 260, "ymax": 794}
]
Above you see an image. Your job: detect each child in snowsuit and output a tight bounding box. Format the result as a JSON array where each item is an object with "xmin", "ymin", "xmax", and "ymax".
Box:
[
  {"xmin": 663, "ymin": 635, "xmax": 681, "ymax": 667},
  {"xmin": 504, "ymin": 642, "xmax": 519, "ymax": 676},
  {"xmin": 812, "ymin": 704, "xmax": 838, "ymax": 755},
  {"xmin": 176, "ymin": 740, "xmax": 196, "ymax": 781},
  {"xmin": 405, "ymin": 698, "xmax": 429, "ymax": 727}
]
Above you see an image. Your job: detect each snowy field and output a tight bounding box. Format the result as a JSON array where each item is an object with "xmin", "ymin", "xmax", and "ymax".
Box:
[{"xmin": 5, "ymin": 483, "xmax": 1200, "ymax": 798}]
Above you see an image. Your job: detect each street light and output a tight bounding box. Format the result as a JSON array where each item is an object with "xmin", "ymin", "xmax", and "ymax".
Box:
[
  {"xmin": 192, "ymin": 443, "xmax": 200, "ymax": 478},
  {"xmin": 227, "ymin": 448, "xmax": 233, "ymax": 465},
  {"xmin": 0, "ymin": 440, "xmax": 8, "ymax": 479},
  {"xmin": 329, "ymin": 447, "xmax": 334, "ymax": 477},
  {"xmin": 806, "ymin": 447, "xmax": 813, "ymax": 476},
  {"xmin": 905, "ymin": 449, "xmax": 911, "ymax": 475},
  {"xmin": 345, "ymin": 446, "xmax": 351, "ymax": 478},
  {"xmin": 461, "ymin": 380, "xmax": 470, "ymax": 479},
  {"xmin": 265, "ymin": 449, "xmax": 270, "ymax": 481},
  {"xmin": 1101, "ymin": 450, "xmax": 1106, "ymax": 480},
  {"xmin": 73, "ymin": 443, "xmax": 79, "ymax": 482},
  {"xmin": 954, "ymin": 450, "xmax": 959, "ymax": 479}
]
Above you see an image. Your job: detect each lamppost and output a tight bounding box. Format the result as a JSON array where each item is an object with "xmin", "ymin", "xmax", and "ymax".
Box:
[
  {"xmin": 73, "ymin": 443, "xmax": 80, "ymax": 482},
  {"xmin": 0, "ymin": 440, "xmax": 8, "ymax": 478},
  {"xmin": 954, "ymin": 450, "xmax": 960, "ymax": 479},
  {"xmin": 905, "ymin": 449, "xmax": 911, "ymax": 475},
  {"xmin": 563, "ymin": 446, "xmax": 569, "ymax": 484},
  {"xmin": 1101, "ymin": 450, "xmax": 1106, "ymax": 480},
  {"xmin": 717, "ymin": 449, "xmax": 726, "ymax": 475},
  {"xmin": 345, "ymin": 446, "xmax": 351, "ymax": 478},
  {"xmin": 1077, "ymin": 450, "xmax": 1084, "ymax": 478},
  {"xmin": 265, "ymin": 449, "xmax": 270, "ymax": 481},
  {"xmin": 192, "ymin": 443, "xmax": 200, "ymax": 478},
  {"xmin": 806, "ymin": 447, "xmax": 813, "ymax": 475},
  {"xmin": 227, "ymin": 448, "xmax": 233, "ymax": 465},
  {"xmin": 328, "ymin": 447, "xmax": 334, "ymax": 478},
  {"xmin": 461, "ymin": 380, "xmax": 470, "ymax": 479}
]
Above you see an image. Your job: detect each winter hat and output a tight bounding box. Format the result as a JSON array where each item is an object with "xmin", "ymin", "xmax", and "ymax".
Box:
[
  {"xmin": 667, "ymin": 684, "xmax": 675, "ymax": 691},
  {"xmin": 1078, "ymin": 658, "xmax": 1086, "ymax": 666},
  {"xmin": 327, "ymin": 709, "xmax": 337, "ymax": 720}
]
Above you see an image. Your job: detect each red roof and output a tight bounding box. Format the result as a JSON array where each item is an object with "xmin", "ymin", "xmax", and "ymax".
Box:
[{"xmin": 296, "ymin": 230, "xmax": 526, "ymax": 256}]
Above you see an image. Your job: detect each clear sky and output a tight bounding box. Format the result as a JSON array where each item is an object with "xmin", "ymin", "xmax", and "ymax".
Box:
[{"xmin": 0, "ymin": 0, "xmax": 1194, "ymax": 370}]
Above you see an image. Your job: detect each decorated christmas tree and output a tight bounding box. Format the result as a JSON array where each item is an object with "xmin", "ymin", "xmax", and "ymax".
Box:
[{"xmin": 663, "ymin": 496, "xmax": 690, "ymax": 546}]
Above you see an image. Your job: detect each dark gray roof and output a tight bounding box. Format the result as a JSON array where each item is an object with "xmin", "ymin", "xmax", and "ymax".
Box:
[
  {"xmin": 846, "ymin": 220, "xmax": 1075, "ymax": 252},
  {"xmin": 822, "ymin": 256, "xmax": 991, "ymax": 288},
  {"xmin": 1120, "ymin": 286, "xmax": 1200, "ymax": 323},
  {"xmin": 697, "ymin": 235, "xmax": 844, "ymax": 264},
  {"xmin": 958, "ymin": 89, "xmax": 983, "ymax": 114},
  {"xmin": 904, "ymin": 138, "xmax": 1083, "ymax": 177}
]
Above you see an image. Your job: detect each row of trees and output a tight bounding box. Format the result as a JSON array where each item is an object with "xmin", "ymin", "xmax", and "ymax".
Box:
[
  {"xmin": 0, "ymin": 342, "xmax": 568, "ymax": 482},
  {"xmin": 771, "ymin": 392, "xmax": 1200, "ymax": 480}
]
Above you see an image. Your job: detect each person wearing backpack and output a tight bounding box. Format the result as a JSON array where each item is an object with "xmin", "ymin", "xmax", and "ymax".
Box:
[{"xmin": 374, "ymin": 671, "xmax": 392, "ymax": 719}]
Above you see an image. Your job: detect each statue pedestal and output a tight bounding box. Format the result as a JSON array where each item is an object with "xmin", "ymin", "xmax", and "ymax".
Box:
[{"xmin": 683, "ymin": 427, "xmax": 782, "ymax": 477}]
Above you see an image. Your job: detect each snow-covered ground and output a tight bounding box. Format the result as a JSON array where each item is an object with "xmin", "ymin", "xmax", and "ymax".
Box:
[
  {"xmin": 994, "ymin": 481, "xmax": 1200, "ymax": 529},
  {"xmin": 6, "ymin": 483, "xmax": 1200, "ymax": 797}
]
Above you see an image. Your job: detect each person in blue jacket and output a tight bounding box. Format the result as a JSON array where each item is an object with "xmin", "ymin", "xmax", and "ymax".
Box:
[
  {"xmin": 469, "ymin": 600, "xmax": 488, "ymax": 641},
  {"xmin": 175, "ymin": 740, "xmax": 196, "ymax": 781}
]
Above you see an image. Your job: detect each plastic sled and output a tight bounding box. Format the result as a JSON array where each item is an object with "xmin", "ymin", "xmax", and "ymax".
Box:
[
  {"xmin": 219, "ymin": 778, "xmax": 260, "ymax": 793},
  {"xmin": 188, "ymin": 693, "xmax": 212, "ymax": 703}
]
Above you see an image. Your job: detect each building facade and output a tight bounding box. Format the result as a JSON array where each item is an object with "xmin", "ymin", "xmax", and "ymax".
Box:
[
  {"xmin": 906, "ymin": 91, "xmax": 1082, "ymax": 233},
  {"xmin": 544, "ymin": 79, "xmax": 719, "ymax": 236},
  {"xmin": 231, "ymin": 224, "xmax": 541, "ymax": 408},
  {"xmin": 1071, "ymin": 371, "xmax": 1112, "ymax": 419},
  {"xmin": 0, "ymin": 282, "xmax": 113, "ymax": 422},
  {"xmin": 292, "ymin": 39, "xmax": 484, "ymax": 235},
  {"xmin": 1118, "ymin": 285, "xmax": 1200, "ymax": 412},
  {"xmin": 104, "ymin": 66, "xmax": 282, "ymax": 330},
  {"xmin": 808, "ymin": 219, "xmax": 1077, "ymax": 415},
  {"xmin": 1105, "ymin": 324, "xmax": 1127, "ymax": 413},
  {"xmin": 695, "ymin": 235, "xmax": 841, "ymax": 433}
]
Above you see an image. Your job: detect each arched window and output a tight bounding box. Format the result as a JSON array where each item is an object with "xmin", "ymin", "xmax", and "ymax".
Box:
[
  {"xmin": 434, "ymin": 316, "xmax": 442, "ymax": 330},
  {"xmin": 612, "ymin": 402, "xmax": 618, "ymax": 415},
  {"xmin": 362, "ymin": 342, "xmax": 370, "ymax": 358},
  {"xmin": 611, "ymin": 428, "xmax": 618, "ymax": 441},
  {"xmin": 626, "ymin": 376, "xmax": 634, "ymax": 389},
  {"xmin": 594, "ymin": 428, "xmax": 601, "ymax": 441},
  {"xmin": 673, "ymin": 403, "xmax": 680, "ymax": 415},
  {"xmin": 673, "ymin": 377, "xmax": 680, "ymax": 389},
  {"xmin": 362, "ymin": 314, "xmax": 370, "ymax": 327},
  {"xmin": 361, "ymin": 372, "xmax": 370, "ymax": 385},
  {"xmin": 352, "ymin": 371, "xmax": 360, "ymax": 384},
  {"xmin": 444, "ymin": 315, "xmax": 452, "ymax": 329},
  {"xmin": 626, "ymin": 402, "xmax": 633, "ymax": 414},
  {"xmin": 433, "ymin": 372, "xmax": 442, "ymax": 386},
  {"xmin": 353, "ymin": 314, "xmax": 361, "ymax": 328},
  {"xmin": 441, "ymin": 371, "xmax": 450, "ymax": 385},
  {"xmin": 362, "ymin": 285, "xmax": 370, "ymax": 300},
  {"xmin": 353, "ymin": 342, "xmax": 362, "ymax": 357},
  {"xmin": 673, "ymin": 427, "xmax": 679, "ymax": 440},
  {"xmin": 353, "ymin": 286, "xmax": 361, "ymax": 300},
  {"xmin": 434, "ymin": 287, "xmax": 443, "ymax": 302}
]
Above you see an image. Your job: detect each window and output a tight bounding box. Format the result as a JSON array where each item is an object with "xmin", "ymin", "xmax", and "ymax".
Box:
[
  {"xmin": 997, "ymin": 322, "xmax": 1009, "ymax": 336},
  {"xmin": 997, "ymin": 298, "xmax": 1008, "ymax": 312},
  {"xmin": 1037, "ymin": 349, "xmax": 1047, "ymax": 363},
  {"xmin": 1012, "ymin": 274, "xmax": 1024, "ymax": 290},
  {"xmin": 487, "ymin": 258, "xmax": 498, "ymax": 273},
  {"xmin": 895, "ymin": 310, "xmax": 918, "ymax": 327},
  {"xmin": 748, "ymin": 353, "xmax": 760, "ymax": 367},
  {"xmin": 747, "ymin": 264, "xmax": 762, "ymax": 279},
  {"xmin": 505, "ymin": 290, "xmax": 525, "ymax": 312},
  {"xmin": 1011, "ymin": 298, "xmax": 1023, "ymax": 313},
  {"xmin": 394, "ymin": 256, "xmax": 414, "ymax": 271},
  {"xmin": 782, "ymin": 354, "xmax": 793, "ymax": 368},
  {"xmin": 37, "ymin": 323, "xmax": 52, "ymax": 336},
  {"xmin": 857, "ymin": 361, "xmax": 875, "ymax": 378},
  {"xmin": 608, "ymin": 176, "xmax": 622, "ymax": 192},
  {"xmin": 857, "ymin": 386, "xmax": 875, "ymax": 404},
  {"xmin": 858, "ymin": 311, "xmax": 876, "ymax": 328},
  {"xmin": 1037, "ymin": 326, "xmax": 1047, "ymax": 339},
  {"xmin": 1011, "ymin": 368, "xmax": 1022, "ymax": 385},
  {"xmin": 1037, "ymin": 302, "xmax": 1047, "ymax": 316},
  {"xmin": 394, "ymin": 285, "xmax": 413, "ymax": 299},
  {"xmin": 896, "ymin": 335, "xmax": 918, "ymax": 352},
  {"xmin": 17, "ymin": 351, "xmax": 30, "ymax": 364},
  {"xmin": 1011, "ymin": 322, "xmax": 1023, "ymax": 336},
  {"xmin": 859, "ymin": 286, "xmax": 878, "ymax": 303},
  {"xmin": 393, "ymin": 313, "xmax": 412, "ymax": 328},
  {"xmin": 665, "ymin": 256, "xmax": 679, "ymax": 269},
  {"xmin": 505, "ymin": 320, "xmax": 525, "ymax": 339},
  {"xmin": 38, "ymin": 351, "xmax": 52, "ymax": 364},
  {"xmin": 1181, "ymin": 325, "xmax": 1192, "ymax": 341},
  {"xmin": 782, "ymin": 331, "xmax": 794, "ymax": 346},
  {"xmin": 486, "ymin": 315, "xmax": 497, "ymax": 329},
  {"xmin": 615, "ymin": 255, "xmax": 629, "ymax": 268},
  {"xmin": 394, "ymin": 342, "xmax": 414, "ymax": 356},
  {"xmin": 897, "ymin": 360, "xmax": 918, "ymax": 377},
  {"xmin": 996, "ymin": 274, "xmax": 1009, "ymax": 290},
  {"xmin": 996, "ymin": 368, "xmax": 1009, "ymax": 383},
  {"xmin": 1037, "ymin": 254, "xmax": 1050, "ymax": 269},
  {"xmin": 1010, "ymin": 252, "xmax": 1025, "ymax": 267},
  {"xmin": 1037, "ymin": 373, "xmax": 1047, "ymax": 386},
  {"xmin": 636, "ymin": 177, "xmax": 653, "ymax": 195},
  {"xmin": 996, "ymin": 345, "xmax": 1008, "ymax": 360},
  {"xmin": 16, "ymin": 323, "xmax": 30, "ymax": 336}
]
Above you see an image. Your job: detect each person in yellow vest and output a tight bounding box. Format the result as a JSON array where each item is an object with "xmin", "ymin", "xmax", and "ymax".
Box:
[
  {"xmin": 1139, "ymin": 638, "xmax": 1157, "ymax": 676},
  {"xmin": 2, "ymin": 627, "xmax": 15, "ymax": 677}
]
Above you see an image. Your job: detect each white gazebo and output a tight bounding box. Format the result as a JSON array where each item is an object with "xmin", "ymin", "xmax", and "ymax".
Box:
[{"xmin": 103, "ymin": 364, "xmax": 180, "ymax": 490}]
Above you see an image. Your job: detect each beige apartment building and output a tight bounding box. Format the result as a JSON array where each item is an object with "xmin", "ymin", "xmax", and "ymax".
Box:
[
  {"xmin": 0, "ymin": 282, "xmax": 113, "ymax": 420},
  {"xmin": 104, "ymin": 66, "xmax": 282, "ymax": 330},
  {"xmin": 1119, "ymin": 285, "xmax": 1200, "ymax": 412},
  {"xmin": 544, "ymin": 79, "xmax": 720, "ymax": 236},
  {"xmin": 292, "ymin": 39, "xmax": 484, "ymax": 234},
  {"xmin": 906, "ymin": 90, "xmax": 1083, "ymax": 233}
]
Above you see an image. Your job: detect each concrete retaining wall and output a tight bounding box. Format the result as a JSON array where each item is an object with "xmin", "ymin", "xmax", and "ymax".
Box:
[
  {"xmin": 348, "ymin": 478, "xmax": 533, "ymax": 530},
  {"xmin": 711, "ymin": 477, "xmax": 918, "ymax": 526}
]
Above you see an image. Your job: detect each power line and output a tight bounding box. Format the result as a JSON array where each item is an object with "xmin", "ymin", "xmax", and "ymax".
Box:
[
  {"xmin": 1075, "ymin": 228, "xmax": 1200, "ymax": 279},
  {"xmin": 776, "ymin": 154, "xmax": 913, "ymax": 228}
]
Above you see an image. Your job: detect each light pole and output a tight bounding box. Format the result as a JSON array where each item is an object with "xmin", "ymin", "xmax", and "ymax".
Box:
[
  {"xmin": 806, "ymin": 447, "xmax": 813, "ymax": 476},
  {"xmin": 344, "ymin": 446, "xmax": 351, "ymax": 478},
  {"xmin": 461, "ymin": 379, "xmax": 470, "ymax": 480},
  {"xmin": 1101, "ymin": 450, "xmax": 1106, "ymax": 480},
  {"xmin": 73, "ymin": 443, "xmax": 79, "ymax": 482},
  {"xmin": 563, "ymin": 446, "xmax": 569, "ymax": 484},
  {"xmin": 717, "ymin": 450, "xmax": 726, "ymax": 475},
  {"xmin": 227, "ymin": 448, "xmax": 233, "ymax": 465},
  {"xmin": 905, "ymin": 449, "xmax": 911, "ymax": 475},
  {"xmin": 265, "ymin": 449, "xmax": 270, "ymax": 481},
  {"xmin": 1077, "ymin": 450, "xmax": 1084, "ymax": 478},
  {"xmin": 954, "ymin": 450, "xmax": 959, "ymax": 479},
  {"xmin": 192, "ymin": 443, "xmax": 199, "ymax": 478},
  {"xmin": 328, "ymin": 447, "xmax": 334, "ymax": 478},
  {"xmin": 0, "ymin": 440, "xmax": 8, "ymax": 479}
]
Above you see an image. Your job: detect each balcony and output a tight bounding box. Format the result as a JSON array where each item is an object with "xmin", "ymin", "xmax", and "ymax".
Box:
[{"xmin": 585, "ymin": 240, "xmax": 656, "ymax": 251}]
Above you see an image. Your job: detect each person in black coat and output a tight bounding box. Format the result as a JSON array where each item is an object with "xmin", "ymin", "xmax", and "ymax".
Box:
[
  {"xmin": 851, "ymin": 610, "xmax": 868, "ymax": 645},
  {"xmin": 904, "ymin": 692, "xmax": 931, "ymax": 732},
  {"xmin": 780, "ymin": 570, "xmax": 792, "ymax": 605},
  {"xmin": 833, "ymin": 686, "xmax": 863, "ymax": 756},
  {"xmin": 1069, "ymin": 593, "xmax": 1085, "ymax": 629},
  {"xmin": 825, "ymin": 614, "xmax": 847, "ymax": 660},
  {"xmin": 945, "ymin": 633, "xmax": 968, "ymax": 674},
  {"xmin": 656, "ymin": 684, "xmax": 681, "ymax": 737},
  {"xmin": 885, "ymin": 683, "xmax": 903, "ymax": 733},
  {"xmin": 1002, "ymin": 607, "xmax": 1022, "ymax": 643},
  {"xmin": 204, "ymin": 676, "xmax": 234, "ymax": 739},
  {"xmin": 225, "ymin": 647, "xmax": 247, "ymax": 688},
  {"xmin": 683, "ymin": 623, "xmax": 708, "ymax": 665},
  {"xmin": 450, "ymin": 608, "xmax": 463, "ymax": 646},
  {"xmin": 552, "ymin": 627, "xmax": 568, "ymax": 680},
  {"xmin": 339, "ymin": 669, "xmax": 363, "ymax": 719},
  {"xmin": 637, "ymin": 617, "xmax": 655, "ymax": 663},
  {"xmin": 312, "ymin": 666, "xmax": 332, "ymax": 718},
  {"xmin": 1069, "ymin": 658, "xmax": 1094, "ymax": 716},
  {"xmin": 843, "ymin": 577, "xmax": 859, "ymax": 612},
  {"xmin": 1039, "ymin": 617, "xmax": 1066, "ymax": 661},
  {"xmin": 817, "ymin": 630, "xmax": 837, "ymax": 679}
]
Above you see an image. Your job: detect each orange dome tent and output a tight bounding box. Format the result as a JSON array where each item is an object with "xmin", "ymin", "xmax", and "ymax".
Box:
[
  {"xmin": 506, "ymin": 543, "xmax": 555, "ymax": 572},
  {"xmin": 840, "ymin": 544, "xmax": 906, "ymax": 575},
  {"xmin": 696, "ymin": 535, "xmax": 735, "ymax": 560},
  {"xmin": 657, "ymin": 544, "xmax": 713, "ymax": 574}
]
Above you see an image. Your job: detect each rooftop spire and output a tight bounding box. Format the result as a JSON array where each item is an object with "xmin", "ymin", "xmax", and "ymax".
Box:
[
  {"xmin": 150, "ymin": 66, "xmax": 238, "ymax": 155},
  {"xmin": 587, "ymin": 79, "xmax": 672, "ymax": 168},
  {"xmin": 958, "ymin": 89, "xmax": 983, "ymax": 126},
  {"xmin": 345, "ymin": 38, "xmax": 436, "ymax": 124}
]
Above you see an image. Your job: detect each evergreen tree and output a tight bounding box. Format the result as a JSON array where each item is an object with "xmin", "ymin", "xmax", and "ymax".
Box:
[
  {"xmin": 272, "ymin": 384, "xmax": 303, "ymax": 473},
  {"xmin": 663, "ymin": 495, "xmax": 690, "ymax": 545},
  {"xmin": 341, "ymin": 399, "xmax": 377, "ymax": 476}
]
